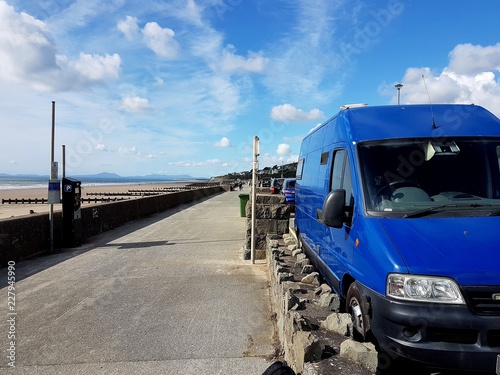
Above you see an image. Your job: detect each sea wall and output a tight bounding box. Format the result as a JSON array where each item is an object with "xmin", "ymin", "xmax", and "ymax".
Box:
[{"xmin": 0, "ymin": 186, "xmax": 224, "ymax": 266}]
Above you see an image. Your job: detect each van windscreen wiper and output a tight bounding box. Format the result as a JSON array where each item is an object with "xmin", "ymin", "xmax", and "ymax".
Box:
[
  {"xmin": 402, "ymin": 204, "xmax": 458, "ymax": 218},
  {"xmin": 403, "ymin": 203, "xmax": 499, "ymax": 218}
]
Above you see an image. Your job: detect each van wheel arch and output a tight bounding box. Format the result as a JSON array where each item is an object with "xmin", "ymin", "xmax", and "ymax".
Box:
[{"xmin": 346, "ymin": 281, "xmax": 372, "ymax": 342}]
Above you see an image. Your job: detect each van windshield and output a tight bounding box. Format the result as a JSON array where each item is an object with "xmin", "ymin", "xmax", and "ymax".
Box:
[{"xmin": 358, "ymin": 137, "xmax": 500, "ymax": 217}]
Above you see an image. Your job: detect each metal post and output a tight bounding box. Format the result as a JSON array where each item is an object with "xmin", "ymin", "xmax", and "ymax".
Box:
[
  {"xmin": 62, "ymin": 145, "xmax": 65, "ymax": 178},
  {"xmin": 250, "ymin": 136, "xmax": 259, "ymax": 264},
  {"xmin": 395, "ymin": 83, "xmax": 403, "ymax": 105},
  {"xmin": 49, "ymin": 101, "xmax": 55, "ymax": 252}
]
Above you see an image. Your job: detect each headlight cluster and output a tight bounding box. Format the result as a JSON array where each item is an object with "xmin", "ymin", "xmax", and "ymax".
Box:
[{"xmin": 387, "ymin": 274, "xmax": 465, "ymax": 304}]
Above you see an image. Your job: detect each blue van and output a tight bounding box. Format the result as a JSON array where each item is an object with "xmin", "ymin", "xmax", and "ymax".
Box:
[
  {"xmin": 282, "ymin": 178, "xmax": 296, "ymax": 206},
  {"xmin": 295, "ymin": 104, "xmax": 500, "ymax": 372}
]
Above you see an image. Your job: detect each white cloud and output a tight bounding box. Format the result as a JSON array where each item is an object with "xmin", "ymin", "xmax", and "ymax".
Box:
[
  {"xmin": 118, "ymin": 96, "xmax": 153, "ymax": 113},
  {"xmin": 142, "ymin": 22, "xmax": 179, "ymax": 59},
  {"xmin": 259, "ymin": 152, "xmax": 298, "ymax": 168},
  {"xmin": 117, "ymin": 15, "xmax": 139, "ymax": 40},
  {"xmin": 179, "ymin": 0, "xmax": 203, "ymax": 26},
  {"xmin": 271, "ymin": 104, "xmax": 325, "ymax": 122},
  {"xmin": 276, "ymin": 143, "xmax": 291, "ymax": 156},
  {"xmin": 118, "ymin": 146, "xmax": 139, "ymax": 155},
  {"xmin": 0, "ymin": 1, "xmax": 121, "ymax": 91},
  {"xmin": 214, "ymin": 137, "xmax": 231, "ymax": 148},
  {"xmin": 68, "ymin": 52, "xmax": 121, "ymax": 81},
  {"xmin": 95, "ymin": 143, "xmax": 106, "ymax": 151},
  {"xmin": 118, "ymin": 16, "xmax": 179, "ymax": 60},
  {"xmin": 220, "ymin": 45, "xmax": 268, "ymax": 74},
  {"xmin": 381, "ymin": 43, "xmax": 500, "ymax": 117},
  {"xmin": 0, "ymin": 2, "xmax": 57, "ymax": 79},
  {"xmin": 448, "ymin": 43, "xmax": 500, "ymax": 75},
  {"xmin": 262, "ymin": 2, "xmax": 343, "ymax": 105},
  {"xmin": 168, "ymin": 159, "xmax": 224, "ymax": 167}
]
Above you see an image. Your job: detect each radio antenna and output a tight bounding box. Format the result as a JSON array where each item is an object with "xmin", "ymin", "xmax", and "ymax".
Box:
[{"xmin": 422, "ymin": 74, "xmax": 437, "ymax": 129}]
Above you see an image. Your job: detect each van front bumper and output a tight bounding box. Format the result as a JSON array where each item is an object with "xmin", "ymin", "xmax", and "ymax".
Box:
[{"xmin": 360, "ymin": 283, "xmax": 500, "ymax": 372}]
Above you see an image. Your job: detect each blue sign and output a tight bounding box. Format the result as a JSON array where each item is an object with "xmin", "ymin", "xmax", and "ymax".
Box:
[{"xmin": 49, "ymin": 181, "xmax": 60, "ymax": 190}]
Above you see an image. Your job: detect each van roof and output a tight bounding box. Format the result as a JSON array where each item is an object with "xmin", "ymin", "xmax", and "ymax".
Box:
[{"xmin": 312, "ymin": 104, "xmax": 500, "ymax": 145}]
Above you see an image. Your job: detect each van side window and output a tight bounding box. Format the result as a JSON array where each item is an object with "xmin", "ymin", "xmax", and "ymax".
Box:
[
  {"xmin": 331, "ymin": 149, "xmax": 354, "ymax": 208},
  {"xmin": 296, "ymin": 158, "xmax": 304, "ymax": 180},
  {"xmin": 320, "ymin": 151, "xmax": 329, "ymax": 165},
  {"xmin": 331, "ymin": 150, "xmax": 345, "ymax": 190}
]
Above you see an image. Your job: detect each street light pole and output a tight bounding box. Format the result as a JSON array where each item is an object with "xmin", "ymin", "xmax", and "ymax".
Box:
[
  {"xmin": 395, "ymin": 83, "xmax": 403, "ymax": 105},
  {"xmin": 250, "ymin": 136, "xmax": 259, "ymax": 264}
]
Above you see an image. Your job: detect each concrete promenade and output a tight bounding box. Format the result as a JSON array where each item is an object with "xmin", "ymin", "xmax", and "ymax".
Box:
[{"xmin": 0, "ymin": 189, "xmax": 275, "ymax": 374}]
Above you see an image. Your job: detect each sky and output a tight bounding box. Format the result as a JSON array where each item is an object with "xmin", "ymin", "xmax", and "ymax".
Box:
[{"xmin": 1, "ymin": 0, "xmax": 500, "ymax": 178}]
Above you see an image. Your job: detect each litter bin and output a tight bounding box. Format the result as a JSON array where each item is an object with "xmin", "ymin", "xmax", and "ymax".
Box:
[{"xmin": 238, "ymin": 194, "xmax": 250, "ymax": 217}]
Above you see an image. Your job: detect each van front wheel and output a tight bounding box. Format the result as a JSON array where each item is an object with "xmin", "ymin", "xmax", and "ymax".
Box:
[{"xmin": 346, "ymin": 282, "xmax": 370, "ymax": 341}]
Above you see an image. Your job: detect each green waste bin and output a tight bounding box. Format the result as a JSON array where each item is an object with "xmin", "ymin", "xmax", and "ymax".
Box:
[{"xmin": 238, "ymin": 194, "xmax": 250, "ymax": 217}]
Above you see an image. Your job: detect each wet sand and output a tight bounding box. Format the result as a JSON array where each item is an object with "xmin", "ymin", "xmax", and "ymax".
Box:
[{"xmin": 0, "ymin": 183, "xmax": 186, "ymax": 220}]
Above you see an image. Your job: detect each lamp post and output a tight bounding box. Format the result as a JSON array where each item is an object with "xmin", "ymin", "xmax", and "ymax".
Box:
[
  {"xmin": 250, "ymin": 136, "xmax": 259, "ymax": 264},
  {"xmin": 395, "ymin": 83, "xmax": 403, "ymax": 105}
]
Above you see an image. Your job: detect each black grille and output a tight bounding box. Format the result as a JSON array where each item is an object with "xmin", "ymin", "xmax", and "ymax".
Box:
[
  {"xmin": 427, "ymin": 327, "xmax": 478, "ymax": 344},
  {"xmin": 487, "ymin": 330, "xmax": 500, "ymax": 347},
  {"xmin": 461, "ymin": 286, "xmax": 500, "ymax": 316}
]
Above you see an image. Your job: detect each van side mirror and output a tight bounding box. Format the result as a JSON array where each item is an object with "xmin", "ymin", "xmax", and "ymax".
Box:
[{"xmin": 316, "ymin": 189, "xmax": 346, "ymax": 228}]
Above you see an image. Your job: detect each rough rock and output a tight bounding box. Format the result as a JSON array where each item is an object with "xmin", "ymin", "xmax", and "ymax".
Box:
[
  {"xmin": 296, "ymin": 258, "xmax": 310, "ymax": 267},
  {"xmin": 283, "ymin": 233, "xmax": 296, "ymax": 245},
  {"xmin": 320, "ymin": 313, "xmax": 353, "ymax": 337},
  {"xmin": 301, "ymin": 265, "xmax": 314, "ymax": 274},
  {"xmin": 285, "ymin": 289, "xmax": 303, "ymax": 312},
  {"xmin": 301, "ymin": 272, "xmax": 321, "ymax": 286},
  {"xmin": 292, "ymin": 331, "xmax": 323, "ymax": 374},
  {"xmin": 314, "ymin": 283, "xmax": 332, "ymax": 296},
  {"xmin": 295, "ymin": 253, "xmax": 307, "ymax": 262},
  {"xmin": 318, "ymin": 292, "xmax": 341, "ymax": 311},
  {"xmin": 340, "ymin": 339, "xmax": 378, "ymax": 372},
  {"xmin": 278, "ymin": 272, "xmax": 294, "ymax": 283}
]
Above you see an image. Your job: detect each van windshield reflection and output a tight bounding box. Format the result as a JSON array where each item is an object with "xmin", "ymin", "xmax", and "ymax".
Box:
[{"xmin": 358, "ymin": 138, "xmax": 500, "ymax": 217}]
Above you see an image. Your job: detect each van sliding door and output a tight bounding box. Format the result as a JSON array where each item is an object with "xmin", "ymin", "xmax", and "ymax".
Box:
[{"xmin": 320, "ymin": 148, "xmax": 356, "ymax": 288}]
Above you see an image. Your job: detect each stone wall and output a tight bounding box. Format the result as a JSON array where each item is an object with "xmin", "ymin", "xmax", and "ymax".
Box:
[
  {"xmin": 0, "ymin": 186, "xmax": 224, "ymax": 266},
  {"xmin": 267, "ymin": 233, "xmax": 378, "ymax": 375},
  {"xmin": 243, "ymin": 193, "xmax": 291, "ymax": 260}
]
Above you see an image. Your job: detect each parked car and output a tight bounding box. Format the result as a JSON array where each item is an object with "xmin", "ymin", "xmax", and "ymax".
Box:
[
  {"xmin": 269, "ymin": 178, "xmax": 284, "ymax": 194},
  {"xmin": 281, "ymin": 178, "xmax": 296, "ymax": 205},
  {"xmin": 295, "ymin": 103, "xmax": 500, "ymax": 373}
]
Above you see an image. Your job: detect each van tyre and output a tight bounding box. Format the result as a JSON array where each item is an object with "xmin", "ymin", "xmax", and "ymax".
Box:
[{"xmin": 346, "ymin": 282, "xmax": 370, "ymax": 341}]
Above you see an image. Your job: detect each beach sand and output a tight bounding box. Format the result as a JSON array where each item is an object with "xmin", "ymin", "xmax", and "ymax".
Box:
[{"xmin": 0, "ymin": 182, "xmax": 187, "ymax": 220}]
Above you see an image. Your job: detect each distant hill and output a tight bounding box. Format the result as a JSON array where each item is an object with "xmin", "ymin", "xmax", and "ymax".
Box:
[{"xmin": 74, "ymin": 172, "xmax": 122, "ymax": 179}]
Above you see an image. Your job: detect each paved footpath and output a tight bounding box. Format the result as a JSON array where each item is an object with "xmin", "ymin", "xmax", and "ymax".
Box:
[{"xmin": 0, "ymin": 189, "xmax": 275, "ymax": 374}]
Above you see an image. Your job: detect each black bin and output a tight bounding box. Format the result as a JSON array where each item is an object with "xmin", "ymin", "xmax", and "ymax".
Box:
[{"xmin": 62, "ymin": 177, "xmax": 82, "ymax": 247}]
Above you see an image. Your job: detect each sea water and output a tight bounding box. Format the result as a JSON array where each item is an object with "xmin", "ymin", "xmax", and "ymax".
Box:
[{"xmin": 0, "ymin": 176, "xmax": 192, "ymax": 190}]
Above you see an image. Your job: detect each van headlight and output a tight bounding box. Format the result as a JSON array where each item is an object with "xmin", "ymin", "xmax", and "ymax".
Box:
[{"xmin": 387, "ymin": 274, "xmax": 465, "ymax": 304}]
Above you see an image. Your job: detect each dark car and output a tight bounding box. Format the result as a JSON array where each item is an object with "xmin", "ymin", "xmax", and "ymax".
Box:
[
  {"xmin": 270, "ymin": 178, "xmax": 284, "ymax": 194},
  {"xmin": 281, "ymin": 178, "xmax": 296, "ymax": 205}
]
